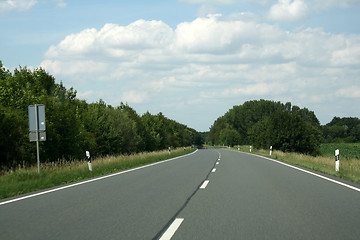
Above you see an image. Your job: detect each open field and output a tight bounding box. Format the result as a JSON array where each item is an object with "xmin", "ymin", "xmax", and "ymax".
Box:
[
  {"xmin": 320, "ymin": 143, "xmax": 360, "ymax": 159},
  {"xmin": 0, "ymin": 148, "xmax": 195, "ymax": 200},
  {"xmin": 231, "ymin": 144, "xmax": 360, "ymax": 184}
]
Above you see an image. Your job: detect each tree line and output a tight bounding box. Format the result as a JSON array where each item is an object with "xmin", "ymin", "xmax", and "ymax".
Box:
[
  {"xmin": 2, "ymin": 60, "xmax": 358, "ymax": 168},
  {"xmin": 322, "ymin": 117, "xmax": 360, "ymax": 143},
  {"xmin": 207, "ymin": 100, "xmax": 360, "ymax": 155},
  {"xmin": 0, "ymin": 61, "xmax": 202, "ymax": 170}
]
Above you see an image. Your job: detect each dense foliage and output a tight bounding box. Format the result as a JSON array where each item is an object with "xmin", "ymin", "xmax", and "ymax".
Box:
[
  {"xmin": 207, "ymin": 100, "xmax": 323, "ymax": 155},
  {"xmin": 0, "ymin": 61, "xmax": 201, "ymax": 170},
  {"xmin": 322, "ymin": 117, "xmax": 360, "ymax": 143}
]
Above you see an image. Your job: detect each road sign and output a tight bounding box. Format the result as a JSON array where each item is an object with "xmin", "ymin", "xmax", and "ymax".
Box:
[
  {"xmin": 29, "ymin": 132, "xmax": 46, "ymax": 142},
  {"xmin": 28, "ymin": 104, "xmax": 46, "ymax": 174},
  {"xmin": 28, "ymin": 105, "xmax": 46, "ymax": 131}
]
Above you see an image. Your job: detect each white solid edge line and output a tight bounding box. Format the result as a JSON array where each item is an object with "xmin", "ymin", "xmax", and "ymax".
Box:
[
  {"xmin": 238, "ymin": 150, "xmax": 360, "ymax": 193},
  {"xmin": 0, "ymin": 150, "xmax": 199, "ymax": 206},
  {"xmin": 200, "ymin": 180, "xmax": 210, "ymax": 189},
  {"xmin": 159, "ymin": 218, "xmax": 184, "ymax": 240}
]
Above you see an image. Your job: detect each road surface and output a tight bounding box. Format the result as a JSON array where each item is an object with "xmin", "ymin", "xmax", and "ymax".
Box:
[{"xmin": 1, "ymin": 149, "xmax": 360, "ymax": 239}]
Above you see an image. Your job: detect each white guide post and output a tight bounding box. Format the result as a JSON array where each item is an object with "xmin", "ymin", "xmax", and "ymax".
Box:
[
  {"xmin": 335, "ymin": 149, "xmax": 340, "ymax": 172},
  {"xmin": 86, "ymin": 151, "xmax": 92, "ymax": 171}
]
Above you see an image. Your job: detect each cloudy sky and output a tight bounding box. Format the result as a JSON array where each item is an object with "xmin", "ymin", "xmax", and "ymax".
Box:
[{"xmin": 1, "ymin": 0, "xmax": 359, "ymax": 131}]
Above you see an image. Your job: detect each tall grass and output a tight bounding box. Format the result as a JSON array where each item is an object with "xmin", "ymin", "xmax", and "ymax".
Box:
[
  {"xmin": 233, "ymin": 145, "xmax": 360, "ymax": 184},
  {"xmin": 0, "ymin": 148, "xmax": 195, "ymax": 200}
]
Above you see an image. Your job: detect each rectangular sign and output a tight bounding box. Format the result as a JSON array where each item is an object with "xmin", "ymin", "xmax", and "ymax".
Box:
[
  {"xmin": 29, "ymin": 132, "xmax": 46, "ymax": 142},
  {"xmin": 28, "ymin": 105, "xmax": 46, "ymax": 131}
]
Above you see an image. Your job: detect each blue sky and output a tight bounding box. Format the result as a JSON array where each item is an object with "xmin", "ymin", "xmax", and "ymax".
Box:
[{"xmin": 1, "ymin": 0, "xmax": 360, "ymax": 131}]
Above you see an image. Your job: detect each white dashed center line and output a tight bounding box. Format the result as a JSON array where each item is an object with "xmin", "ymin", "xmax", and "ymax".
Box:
[
  {"xmin": 212, "ymin": 168, "xmax": 216, "ymax": 173},
  {"xmin": 200, "ymin": 180, "xmax": 210, "ymax": 189},
  {"xmin": 159, "ymin": 218, "xmax": 184, "ymax": 240}
]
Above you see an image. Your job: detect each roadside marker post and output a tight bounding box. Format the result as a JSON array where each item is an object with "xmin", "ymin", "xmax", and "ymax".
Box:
[
  {"xmin": 169, "ymin": 147, "xmax": 171, "ymax": 156},
  {"xmin": 335, "ymin": 149, "xmax": 340, "ymax": 172},
  {"xmin": 86, "ymin": 151, "xmax": 92, "ymax": 171},
  {"xmin": 250, "ymin": 145, "xmax": 252, "ymax": 152},
  {"xmin": 270, "ymin": 146, "xmax": 273, "ymax": 156}
]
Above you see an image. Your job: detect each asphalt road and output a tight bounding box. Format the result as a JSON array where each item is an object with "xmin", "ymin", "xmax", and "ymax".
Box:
[{"xmin": 1, "ymin": 149, "xmax": 360, "ymax": 240}]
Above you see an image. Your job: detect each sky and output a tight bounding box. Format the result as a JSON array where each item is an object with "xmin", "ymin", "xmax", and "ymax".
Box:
[{"xmin": 1, "ymin": 0, "xmax": 360, "ymax": 132}]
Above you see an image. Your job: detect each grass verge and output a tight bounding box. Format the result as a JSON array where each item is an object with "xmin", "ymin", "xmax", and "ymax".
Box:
[
  {"xmin": 232, "ymin": 145, "xmax": 360, "ymax": 184},
  {"xmin": 0, "ymin": 148, "xmax": 196, "ymax": 200}
]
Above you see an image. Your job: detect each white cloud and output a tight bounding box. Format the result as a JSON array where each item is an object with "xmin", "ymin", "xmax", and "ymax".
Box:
[
  {"xmin": 209, "ymin": 82, "xmax": 288, "ymax": 98},
  {"xmin": 196, "ymin": 4, "xmax": 217, "ymax": 17},
  {"xmin": 76, "ymin": 90, "xmax": 94, "ymax": 99},
  {"xmin": 180, "ymin": 0, "xmax": 274, "ymax": 5},
  {"xmin": 331, "ymin": 39, "xmax": 360, "ymax": 67},
  {"xmin": 180, "ymin": 0, "xmax": 238, "ymax": 4},
  {"xmin": 40, "ymin": 15, "xmax": 360, "ymax": 129},
  {"xmin": 41, "ymin": 59, "xmax": 107, "ymax": 75},
  {"xmin": 311, "ymin": 0, "xmax": 360, "ymax": 10},
  {"xmin": 181, "ymin": 0, "xmax": 360, "ymax": 9},
  {"xmin": 0, "ymin": 0, "xmax": 67, "ymax": 13},
  {"xmin": 98, "ymin": 20, "xmax": 174, "ymax": 49},
  {"xmin": 267, "ymin": 0, "xmax": 360, "ymax": 22},
  {"xmin": 121, "ymin": 91, "xmax": 148, "ymax": 103},
  {"xmin": 268, "ymin": 0, "xmax": 308, "ymax": 22},
  {"xmin": 44, "ymin": 20, "xmax": 173, "ymax": 60},
  {"xmin": 0, "ymin": 0, "xmax": 37, "ymax": 13},
  {"xmin": 44, "ymin": 28, "xmax": 97, "ymax": 58},
  {"xmin": 41, "ymin": 16, "xmax": 360, "ymax": 79},
  {"xmin": 55, "ymin": 0, "xmax": 66, "ymax": 8},
  {"xmin": 181, "ymin": 0, "xmax": 360, "ymax": 22},
  {"xmin": 336, "ymin": 86, "xmax": 360, "ymax": 98}
]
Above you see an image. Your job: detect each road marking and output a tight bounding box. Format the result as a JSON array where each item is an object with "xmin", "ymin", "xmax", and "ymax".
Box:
[
  {"xmin": 238, "ymin": 151, "xmax": 360, "ymax": 193},
  {"xmin": 0, "ymin": 150, "xmax": 199, "ymax": 206},
  {"xmin": 212, "ymin": 168, "xmax": 216, "ymax": 173},
  {"xmin": 159, "ymin": 218, "xmax": 184, "ymax": 240},
  {"xmin": 200, "ymin": 180, "xmax": 210, "ymax": 189},
  {"xmin": 216, "ymin": 162, "xmax": 219, "ymax": 165},
  {"xmin": 218, "ymin": 158, "xmax": 220, "ymax": 161}
]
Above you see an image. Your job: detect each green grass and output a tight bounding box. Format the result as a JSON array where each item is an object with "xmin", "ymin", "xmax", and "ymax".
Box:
[
  {"xmin": 230, "ymin": 144, "xmax": 360, "ymax": 184},
  {"xmin": 0, "ymin": 148, "xmax": 196, "ymax": 200},
  {"xmin": 320, "ymin": 143, "xmax": 360, "ymax": 159}
]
